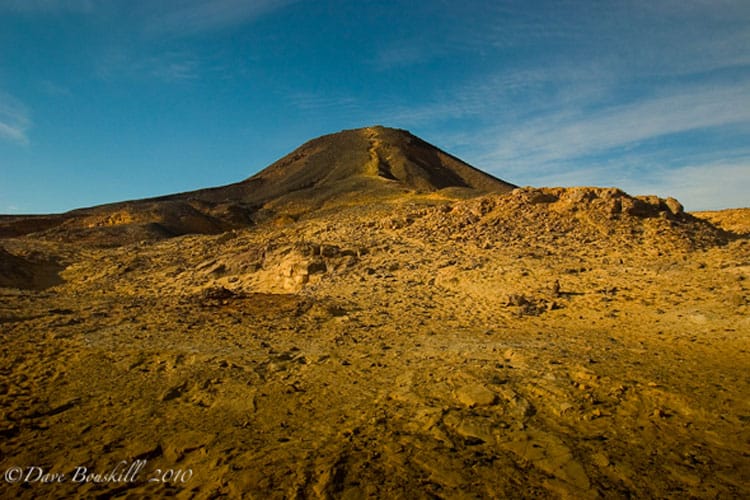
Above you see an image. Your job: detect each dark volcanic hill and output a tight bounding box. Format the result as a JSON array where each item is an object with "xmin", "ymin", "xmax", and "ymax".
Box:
[
  {"xmin": 167, "ymin": 125, "xmax": 516, "ymax": 207},
  {"xmin": 0, "ymin": 126, "xmax": 515, "ymax": 245}
]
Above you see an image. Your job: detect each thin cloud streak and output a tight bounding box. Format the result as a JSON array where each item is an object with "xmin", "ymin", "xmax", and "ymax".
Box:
[
  {"xmin": 0, "ymin": 0, "xmax": 299, "ymax": 37},
  {"xmin": 39, "ymin": 81, "xmax": 72, "ymax": 97},
  {"xmin": 97, "ymin": 50, "xmax": 203, "ymax": 83},
  {"xmin": 0, "ymin": 91, "xmax": 31, "ymax": 145},
  {"xmin": 148, "ymin": 54, "xmax": 201, "ymax": 82},
  {"xmin": 379, "ymin": 61, "xmax": 620, "ymax": 129},
  {"xmin": 141, "ymin": 0, "xmax": 299, "ymax": 36}
]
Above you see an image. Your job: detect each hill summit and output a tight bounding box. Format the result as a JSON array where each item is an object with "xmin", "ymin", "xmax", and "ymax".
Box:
[
  {"xmin": 0, "ymin": 126, "xmax": 515, "ymax": 244},
  {"xmin": 165, "ymin": 125, "xmax": 516, "ymax": 209}
]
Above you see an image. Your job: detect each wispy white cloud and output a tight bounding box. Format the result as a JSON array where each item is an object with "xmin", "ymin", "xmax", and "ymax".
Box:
[
  {"xmin": 378, "ymin": 62, "xmax": 748, "ymax": 157},
  {"xmin": 372, "ymin": 45, "xmax": 428, "ymax": 71},
  {"xmin": 1, "ymin": 0, "xmax": 299, "ymax": 36},
  {"xmin": 482, "ymin": 79, "xmax": 750, "ymax": 170},
  {"xmin": 385, "ymin": 1, "xmax": 750, "ymax": 80},
  {"xmin": 39, "ymin": 80, "xmax": 71, "ymax": 97},
  {"xmin": 147, "ymin": 54, "xmax": 201, "ymax": 82},
  {"xmin": 0, "ymin": 91, "xmax": 31, "ymax": 145},
  {"xmin": 141, "ymin": 0, "xmax": 299, "ymax": 36},
  {"xmin": 0, "ymin": 0, "xmax": 94, "ymax": 13},
  {"xmin": 377, "ymin": 56, "xmax": 620, "ymax": 126},
  {"xmin": 651, "ymin": 27, "xmax": 750, "ymax": 76},
  {"xmin": 97, "ymin": 50, "xmax": 203, "ymax": 83}
]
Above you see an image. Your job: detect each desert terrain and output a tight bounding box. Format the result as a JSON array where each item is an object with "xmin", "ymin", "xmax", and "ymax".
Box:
[{"xmin": 1, "ymin": 127, "xmax": 748, "ymax": 498}]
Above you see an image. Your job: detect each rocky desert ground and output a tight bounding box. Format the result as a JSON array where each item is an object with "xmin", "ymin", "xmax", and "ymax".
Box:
[{"xmin": 1, "ymin": 127, "xmax": 748, "ymax": 498}]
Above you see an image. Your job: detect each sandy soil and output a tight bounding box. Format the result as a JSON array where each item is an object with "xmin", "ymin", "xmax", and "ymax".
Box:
[{"xmin": 1, "ymin": 188, "xmax": 748, "ymax": 498}]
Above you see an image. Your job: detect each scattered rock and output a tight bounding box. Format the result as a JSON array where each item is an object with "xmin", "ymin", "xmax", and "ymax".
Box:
[
  {"xmin": 501, "ymin": 428, "xmax": 590, "ymax": 491},
  {"xmin": 454, "ymin": 384, "xmax": 498, "ymax": 407},
  {"xmin": 201, "ymin": 286, "xmax": 239, "ymax": 301},
  {"xmin": 665, "ymin": 197, "xmax": 684, "ymax": 216}
]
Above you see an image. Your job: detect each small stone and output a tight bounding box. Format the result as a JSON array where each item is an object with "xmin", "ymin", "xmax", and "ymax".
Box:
[
  {"xmin": 664, "ymin": 197, "xmax": 684, "ymax": 215},
  {"xmin": 454, "ymin": 384, "xmax": 497, "ymax": 407},
  {"xmin": 592, "ymin": 452, "xmax": 610, "ymax": 468}
]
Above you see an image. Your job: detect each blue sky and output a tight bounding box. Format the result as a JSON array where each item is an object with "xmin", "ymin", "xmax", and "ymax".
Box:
[{"xmin": 0, "ymin": 0, "xmax": 748, "ymax": 213}]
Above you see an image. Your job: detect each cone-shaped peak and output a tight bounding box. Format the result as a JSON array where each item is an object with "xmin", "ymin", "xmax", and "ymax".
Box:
[{"xmin": 237, "ymin": 126, "xmax": 515, "ymax": 206}]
